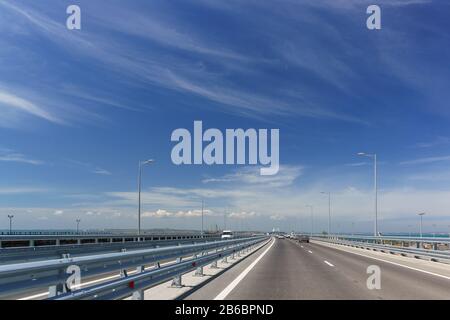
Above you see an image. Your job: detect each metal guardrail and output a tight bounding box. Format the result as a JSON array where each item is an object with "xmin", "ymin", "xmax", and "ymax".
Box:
[
  {"xmin": 0, "ymin": 236, "xmax": 268, "ymax": 299},
  {"xmin": 0, "ymin": 232, "xmax": 218, "ymax": 246},
  {"xmin": 311, "ymin": 235, "xmax": 450, "ymax": 264},
  {"xmin": 50, "ymin": 237, "xmax": 268, "ymax": 300},
  {"xmin": 311, "ymin": 234, "xmax": 450, "ymax": 244},
  {"xmin": 0, "ymin": 237, "xmax": 221, "ymax": 265}
]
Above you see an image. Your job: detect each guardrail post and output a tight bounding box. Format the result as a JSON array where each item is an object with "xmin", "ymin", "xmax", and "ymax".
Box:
[
  {"xmin": 210, "ymin": 249, "xmax": 218, "ymax": 268},
  {"xmin": 48, "ymin": 262, "xmax": 70, "ymax": 298},
  {"xmin": 171, "ymin": 257, "xmax": 183, "ymax": 287},
  {"xmin": 194, "ymin": 252, "xmax": 204, "ymax": 276},
  {"xmin": 132, "ymin": 266, "xmax": 145, "ymax": 300},
  {"xmin": 221, "ymin": 246, "xmax": 228, "ymax": 263}
]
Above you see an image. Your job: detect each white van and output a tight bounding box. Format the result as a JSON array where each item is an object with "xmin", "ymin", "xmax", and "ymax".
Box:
[{"xmin": 221, "ymin": 230, "xmax": 234, "ymax": 239}]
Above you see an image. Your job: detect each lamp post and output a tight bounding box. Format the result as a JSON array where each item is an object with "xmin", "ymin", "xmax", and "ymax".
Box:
[
  {"xmin": 137, "ymin": 159, "xmax": 154, "ymax": 237},
  {"xmin": 306, "ymin": 205, "xmax": 314, "ymax": 237},
  {"xmin": 201, "ymin": 199, "xmax": 204, "ymax": 238},
  {"xmin": 321, "ymin": 191, "xmax": 331, "ymax": 236},
  {"xmin": 418, "ymin": 212, "xmax": 425, "ymax": 238},
  {"xmin": 357, "ymin": 152, "xmax": 378, "ymax": 236},
  {"xmin": 76, "ymin": 219, "xmax": 81, "ymax": 234},
  {"xmin": 7, "ymin": 215, "xmax": 14, "ymax": 235}
]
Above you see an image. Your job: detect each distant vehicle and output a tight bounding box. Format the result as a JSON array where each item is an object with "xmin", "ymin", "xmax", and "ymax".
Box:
[
  {"xmin": 221, "ymin": 230, "xmax": 234, "ymax": 239},
  {"xmin": 297, "ymin": 235, "xmax": 310, "ymax": 243}
]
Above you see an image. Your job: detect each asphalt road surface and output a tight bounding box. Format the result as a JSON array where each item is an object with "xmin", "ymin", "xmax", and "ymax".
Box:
[{"xmin": 185, "ymin": 238, "xmax": 450, "ymax": 300}]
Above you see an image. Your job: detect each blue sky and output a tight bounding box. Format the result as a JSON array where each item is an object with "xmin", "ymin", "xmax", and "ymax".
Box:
[{"xmin": 1, "ymin": 0, "xmax": 450, "ymax": 233}]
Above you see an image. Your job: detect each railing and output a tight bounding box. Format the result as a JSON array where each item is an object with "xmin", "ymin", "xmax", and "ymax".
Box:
[
  {"xmin": 311, "ymin": 234, "xmax": 450, "ymax": 264},
  {"xmin": 0, "ymin": 236, "xmax": 268, "ymax": 300},
  {"xmin": 51, "ymin": 237, "xmax": 268, "ymax": 300},
  {"xmin": 0, "ymin": 237, "xmax": 222, "ymax": 265},
  {"xmin": 0, "ymin": 232, "xmax": 218, "ymax": 244}
]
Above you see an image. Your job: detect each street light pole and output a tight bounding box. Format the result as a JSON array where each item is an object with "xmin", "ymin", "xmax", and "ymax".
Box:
[
  {"xmin": 418, "ymin": 212, "xmax": 425, "ymax": 238},
  {"xmin": 357, "ymin": 152, "xmax": 378, "ymax": 236},
  {"xmin": 201, "ymin": 199, "xmax": 204, "ymax": 238},
  {"xmin": 137, "ymin": 159, "xmax": 154, "ymax": 237},
  {"xmin": 306, "ymin": 205, "xmax": 313, "ymax": 237},
  {"xmin": 224, "ymin": 209, "xmax": 227, "ymax": 231},
  {"xmin": 321, "ymin": 192, "xmax": 331, "ymax": 236},
  {"xmin": 76, "ymin": 219, "xmax": 81, "ymax": 234},
  {"xmin": 7, "ymin": 215, "xmax": 14, "ymax": 235}
]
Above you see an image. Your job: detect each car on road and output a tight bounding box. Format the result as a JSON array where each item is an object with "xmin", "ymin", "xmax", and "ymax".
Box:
[
  {"xmin": 297, "ymin": 235, "xmax": 310, "ymax": 243},
  {"xmin": 221, "ymin": 230, "xmax": 234, "ymax": 240}
]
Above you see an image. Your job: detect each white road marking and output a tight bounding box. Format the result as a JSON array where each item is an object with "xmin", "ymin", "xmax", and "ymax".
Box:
[
  {"xmin": 318, "ymin": 243, "xmax": 450, "ymax": 281},
  {"xmin": 214, "ymin": 238, "xmax": 275, "ymax": 300},
  {"xmin": 300, "ymin": 245, "xmax": 304, "ymax": 248},
  {"xmin": 324, "ymin": 260, "xmax": 334, "ymax": 267},
  {"xmin": 308, "ymin": 250, "xmax": 313, "ymax": 253}
]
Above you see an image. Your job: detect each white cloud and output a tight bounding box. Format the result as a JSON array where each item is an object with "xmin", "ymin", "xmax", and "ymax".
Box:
[
  {"xmin": 92, "ymin": 168, "xmax": 112, "ymax": 176},
  {"xmin": 0, "ymin": 89, "xmax": 64, "ymax": 126},
  {"xmin": 229, "ymin": 211, "xmax": 258, "ymax": 220},
  {"xmin": 0, "ymin": 187, "xmax": 47, "ymax": 194},
  {"xmin": 413, "ymin": 136, "xmax": 450, "ymax": 148},
  {"xmin": 345, "ymin": 162, "xmax": 369, "ymax": 167},
  {"xmin": 0, "ymin": 1, "xmax": 368, "ymax": 124},
  {"xmin": 400, "ymin": 155, "xmax": 450, "ymax": 165},
  {"xmin": 269, "ymin": 214, "xmax": 285, "ymax": 221},
  {"xmin": 0, "ymin": 148, "xmax": 43, "ymax": 165},
  {"xmin": 142, "ymin": 209, "xmax": 214, "ymax": 219},
  {"xmin": 203, "ymin": 165, "xmax": 303, "ymax": 188},
  {"xmin": 53, "ymin": 210, "xmax": 64, "ymax": 216},
  {"xmin": 65, "ymin": 159, "xmax": 112, "ymax": 176}
]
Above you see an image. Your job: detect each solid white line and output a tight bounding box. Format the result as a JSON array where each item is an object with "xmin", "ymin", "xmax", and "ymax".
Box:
[
  {"xmin": 214, "ymin": 239, "xmax": 275, "ymax": 300},
  {"xmin": 317, "ymin": 243, "xmax": 450, "ymax": 281},
  {"xmin": 308, "ymin": 250, "xmax": 313, "ymax": 253},
  {"xmin": 324, "ymin": 260, "xmax": 334, "ymax": 267}
]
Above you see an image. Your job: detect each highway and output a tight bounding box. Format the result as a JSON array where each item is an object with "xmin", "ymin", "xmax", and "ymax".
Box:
[{"xmin": 185, "ymin": 238, "xmax": 450, "ymax": 300}]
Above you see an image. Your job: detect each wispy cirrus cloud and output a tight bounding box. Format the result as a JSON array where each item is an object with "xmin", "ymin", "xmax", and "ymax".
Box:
[
  {"xmin": 0, "ymin": 148, "xmax": 44, "ymax": 165},
  {"xmin": 413, "ymin": 136, "xmax": 450, "ymax": 148},
  {"xmin": 400, "ymin": 155, "xmax": 450, "ymax": 165},
  {"xmin": 0, "ymin": 89, "xmax": 64, "ymax": 127},
  {"xmin": 0, "ymin": 187, "xmax": 47, "ymax": 194},
  {"xmin": 64, "ymin": 159, "xmax": 112, "ymax": 176},
  {"xmin": 202, "ymin": 165, "xmax": 303, "ymax": 188},
  {"xmin": 0, "ymin": 0, "xmax": 370, "ymax": 124}
]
